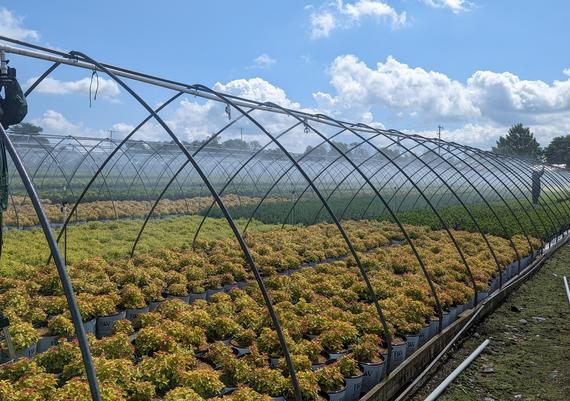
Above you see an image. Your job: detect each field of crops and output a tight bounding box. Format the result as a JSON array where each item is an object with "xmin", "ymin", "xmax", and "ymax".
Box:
[{"xmin": 0, "ymin": 215, "xmax": 541, "ymax": 401}]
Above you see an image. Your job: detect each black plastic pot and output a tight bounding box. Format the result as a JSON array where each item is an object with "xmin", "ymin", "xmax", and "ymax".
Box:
[
  {"xmin": 148, "ymin": 300, "xmax": 163, "ymax": 311},
  {"xmin": 96, "ymin": 310, "xmax": 126, "ymax": 338},
  {"xmin": 405, "ymin": 334, "xmax": 419, "ymax": 356},
  {"xmin": 326, "ymin": 349, "xmax": 347, "ymax": 361},
  {"xmin": 230, "ymin": 341, "xmax": 251, "ymax": 357},
  {"xmin": 360, "ymin": 360, "xmax": 385, "ymax": 393},
  {"xmin": 167, "ymin": 294, "xmax": 191, "ymax": 303},
  {"xmin": 15, "ymin": 341, "xmax": 37, "ymax": 359},
  {"xmin": 206, "ymin": 287, "xmax": 224, "ymax": 300},
  {"xmin": 344, "ymin": 373, "xmax": 364, "ymax": 401},
  {"xmin": 37, "ymin": 335, "xmax": 60, "ymax": 353},
  {"xmin": 325, "ymin": 386, "xmax": 347, "ymax": 401},
  {"xmin": 82, "ymin": 318, "xmax": 97, "ymax": 335},
  {"xmin": 418, "ymin": 325, "xmax": 430, "ymax": 347},
  {"xmin": 125, "ymin": 306, "xmax": 149, "ymax": 321},
  {"xmin": 189, "ymin": 292, "xmax": 207, "ymax": 303}
]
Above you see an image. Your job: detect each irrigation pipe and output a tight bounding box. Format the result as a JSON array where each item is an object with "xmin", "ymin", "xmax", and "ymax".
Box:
[
  {"xmin": 423, "ymin": 339, "xmax": 490, "ymax": 401},
  {"xmin": 564, "ymin": 276, "xmax": 570, "ymax": 305}
]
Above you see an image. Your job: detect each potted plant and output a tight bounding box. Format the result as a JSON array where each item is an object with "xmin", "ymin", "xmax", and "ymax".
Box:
[
  {"xmin": 91, "ymin": 333, "xmax": 134, "ymax": 359},
  {"xmin": 352, "ymin": 335, "xmax": 385, "ymax": 394},
  {"xmin": 278, "ymin": 354, "xmax": 312, "ymax": 377},
  {"xmin": 292, "ymin": 339, "xmax": 326, "ymax": 371},
  {"xmin": 136, "ymin": 349, "xmax": 197, "ymax": 393},
  {"xmin": 221, "ymin": 357, "xmax": 252, "ymax": 390},
  {"xmin": 164, "ymin": 387, "xmax": 205, "ymax": 401},
  {"xmin": 221, "ymin": 272, "xmax": 238, "ymax": 292},
  {"xmin": 91, "ymin": 294, "xmax": 124, "ymax": 338},
  {"xmin": 36, "ymin": 339, "xmax": 80, "ymax": 374},
  {"xmin": 285, "ymin": 370, "xmax": 324, "ymax": 401},
  {"xmin": 230, "ymin": 328, "xmax": 256, "ymax": 356},
  {"xmin": 49, "ymin": 376, "xmax": 124, "ymax": 401},
  {"xmin": 179, "ymin": 368, "xmax": 225, "ymax": 398},
  {"xmin": 163, "ymin": 319, "xmax": 208, "ymax": 353},
  {"xmin": 256, "ymin": 328, "xmax": 284, "ymax": 367},
  {"xmin": 318, "ymin": 322, "xmax": 357, "ymax": 360},
  {"xmin": 304, "ymin": 315, "xmax": 329, "ymax": 339},
  {"xmin": 334, "ymin": 356, "xmax": 363, "ymax": 401},
  {"xmin": 134, "ymin": 326, "xmax": 177, "ymax": 356},
  {"xmin": 112, "ymin": 319, "xmax": 134, "ymax": 336},
  {"xmin": 385, "ymin": 336, "xmax": 408, "ymax": 369},
  {"xmin": 205, "ymin": 275, "xmax": 224, "ymax": 300},
  {"xmin": 74, "ymin": 295, "xmax": 97, "ymax": 335},
  {"xmin": 246, "ymin": 367, "xmax": 288, "ymax": 400},
  {"xmin": 37, "ymin": 315, "xmax": 75, "ymax": 353},
  {"xmin": 142, "ymin": 280, "xmax": 166, "ymax": 311},
  {"xmin": 1, "ymin": 318, "xmax": 39, "ymax": 359},
  {"xmin": 316, "ymin": 364, "xmax": 346, "ymax": 401},
  {"xmin": 120, "ymin": 284, "xmax": 149, "ymax": 321},
  {"xmin": 205, "ymin": 341, "xmax": 235, "ymax": 370},
  {"xmin": 126, "ymin": 380, "xmax": 156, "ymax": 401},
  {"xmin": 188, "ymin": 280, "xmax": 207, "ymax": 303},
  {"xmin": 8, "ymin": 370, "xmax": 57, "ymax": 399},
  {"xmin": 206, "ymin": 316, "xmax": 239, "ymax": 343},
  {"xmin": 167, "ymin": 282, "xmax": 191, "ymax": 303},
  {"xmin": 226, "ymin": 386, "xmax": 271, "ymax": 401}
]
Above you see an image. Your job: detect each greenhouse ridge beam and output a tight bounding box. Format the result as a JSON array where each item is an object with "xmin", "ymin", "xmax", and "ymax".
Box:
[{"xmin": 0, "ymin": 39, "xmax": 401, "ymax": 138}]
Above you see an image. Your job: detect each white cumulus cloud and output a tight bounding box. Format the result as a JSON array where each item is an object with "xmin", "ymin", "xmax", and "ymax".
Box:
[
  {"xmin": 26, "ymin": 76, "xmax": 121, "ymax": 100},
  {"xmin": 0, "ymin": 8, "xmax": 39, "ymax": 41},
  {"xmin": 421, "ymin": 0, "xmax": 472, "ymax": 13},
  {"xmin": 314, "ymin": 55, "xmax": 570, "ymax": 128},
  {"xmin": 35, "ymin": 110, "xmax": 84, "ymax": 134},
  {"xmin": 251, "ymin": 54, "xmax": 277, "ymax": 69},
  {"xmin": 309, "ymin": 0, "xmax": 405, "ymax": 39},
  {"xmin": 310, "ymin": 11, "xmax": 337, "ymax": 39}
]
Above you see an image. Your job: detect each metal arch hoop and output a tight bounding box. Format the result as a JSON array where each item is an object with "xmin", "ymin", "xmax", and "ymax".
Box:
[
  {"xmin": 400, "ymin": 135, "xmax": 528, "ymax": 268},
  {"xmin": 358, "ymin": 127, "xmax": 507, "ymax": 288},
  {"xmin": 461, "ymin": 149, "xmax": 550, "ymax": 242},
  {"xmin": 192, "ymin": 83, "xmax": 399, "ymax": 373},
  {"xmin": 62, "ymin": 136, "xmax": 118, "ymax": 218},
  {"xmin": 0, "ymin": 125, "xmax": 102, "ymax": 400},
  {"xmin": 284, "ymin": 135, "xmax": 404, "ymax": 227},
  {"xmin": 241, "ymin": 128, "xmax": 349, "ymax": 234},
  {"xmin": 444, "ymin": 141, "xmax": 570, "ymax": 238},
  {"xmin": 192, "ymin": 121, "xmax": 303, "ymax": 247},
  {"xmin": 67, "ymin": 51, "xmax": 303, "ymax": 401},
  {"xmin": 50, "ymin": 92, "xmax": 185, "ymax": 262},
  {"xmin": 431, "ymin": 141, "xmax": 536, "ymax": 252},
  {"xmin": 20, "ymin": 135, "xmax": 73, "ymax": 205},
  {"xmin": 312, "ymin": 118, "xmax": 479, "ymax": 307},
  {"xmin": 261, "ymin": 102, "xmax": 441, "ymax": 356},
  {"xmin": 131, "ymin": 109, "xmax": 258, "ymax": 256}
]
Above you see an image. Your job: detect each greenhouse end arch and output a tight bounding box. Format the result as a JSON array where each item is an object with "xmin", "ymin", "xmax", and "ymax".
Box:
[{"xmin": 0, "ymin": 36, "xmax": 569, "ymax": 401}]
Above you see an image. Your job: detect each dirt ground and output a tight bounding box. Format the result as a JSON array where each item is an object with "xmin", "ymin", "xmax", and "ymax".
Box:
[{"xmin": 408, "ymin": 243, "xmax": 570, "ymax": 401}]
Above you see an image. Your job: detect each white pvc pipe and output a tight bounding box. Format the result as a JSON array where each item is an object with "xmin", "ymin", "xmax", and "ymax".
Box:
[
  {"xmin": 564, "ymin": 276, "xmax": 570, "ymax": 306},
  {"xmin": 424, "ymin": 339, "xmax": 490, "ymax": 401}
]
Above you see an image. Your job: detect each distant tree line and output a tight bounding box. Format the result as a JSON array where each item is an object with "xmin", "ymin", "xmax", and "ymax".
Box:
[{"xmin": 492, "ymin": 123, "xmax": 570, "ymax": 168}]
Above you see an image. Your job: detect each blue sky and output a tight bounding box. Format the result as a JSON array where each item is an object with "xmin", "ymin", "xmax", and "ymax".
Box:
[{"xmin": 1, "ymin": 0, "xmax": 570, "ymax": 150}]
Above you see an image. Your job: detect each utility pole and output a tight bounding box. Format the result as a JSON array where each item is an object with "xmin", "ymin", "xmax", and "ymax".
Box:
[
  {"xmin": 438, "ymin": 125, "xmax": 444, "ymax": 155},
  {"xmin": 108, "ymin": 129, "xmax": 116, "ymax": 151}
]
